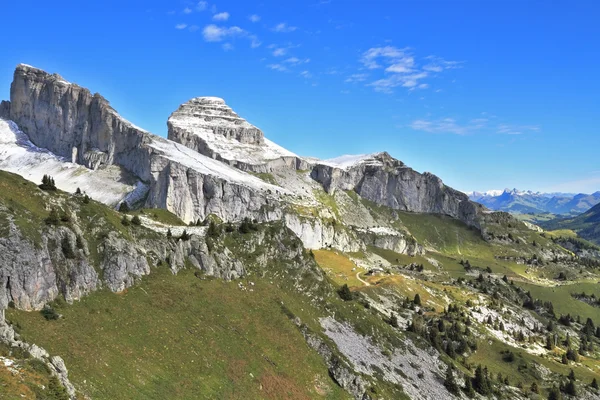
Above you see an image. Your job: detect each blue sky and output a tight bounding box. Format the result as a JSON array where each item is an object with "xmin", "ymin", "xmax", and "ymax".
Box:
[{"xmin": 1, "ymin": 0, "xmax": 599, "ymax": 193}]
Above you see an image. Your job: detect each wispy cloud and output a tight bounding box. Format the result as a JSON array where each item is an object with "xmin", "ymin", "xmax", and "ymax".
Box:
[
  {"xmin": 272, "ymin": 48, "xmax": 287, "ymax": 57},
  {"xmin": 345, "ymin": 73, "xmax": 369, "ymax": 83},
  {"xmin": 202, "ymin": 25, "xmax": 245, "ymax": 42},
  {"xmin": 249, "ymin": 35, "xmax": 261, "ymax": 48},
  {"xmin": 248, "ymin": 14, "xmax": 261, "ymax": 23},
  {"xmin": 496, "ymin": 124, "xmax": 540, "ymax": 135},
  {"xmin": 183, "ymin": 7, "xmax": 193, "ymax": 14},
  {"xmin": 409, "ymin": 118, "xmax": 487, "ymax": 135},
  {"xmin": 268, "ymin": 64, "xmax": 288, "ymax": 72},
  {"xmin": 175, "ymin": 23, "xmax": 188, "ymax": 30},
  {"xmin": 213, "ymin": 12, "xmax": 229, "ymax": 21},
  {"xmin": 300, "ymin": 70, "xmax": 312, "ymax": 78},
  {"xmin": 284, "ymin": 57, "xmax": 310, "ymax": 65},
  {"xmin": 361, "ymin": 46, "xmax": 408, "ymax": 69},
  {"xmin": 222, "ymin": 43, "xmax": 234, "ymax": 51},
  {"xmin": 196, "ymin": 1, "xmax": 207, "ymax": 11},
  {"xmin": 358, "ymin": 46, "xmax": 462, "ymax": 93},
  {"xmin": 188, "ymin": 25, "xmax": 200, "ymax": 32},
  {"xmin": 409, "ymin": 117, "xmax": 539, "ymax": 136},
  {"xmin": 273, "ymin": 23, "xmax": 297, "ymax": 33}
]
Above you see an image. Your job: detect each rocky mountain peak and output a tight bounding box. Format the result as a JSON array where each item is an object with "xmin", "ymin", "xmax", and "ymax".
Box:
[{"xmin": 169, "ymin": 96, "xmax": 264, "ymax": 146}]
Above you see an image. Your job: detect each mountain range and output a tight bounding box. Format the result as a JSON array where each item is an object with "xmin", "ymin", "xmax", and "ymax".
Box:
[
  {"xmin": 468, "ymin": 188, "xmax": 600, "ymax": 216},
  {"xmin": 1, "ymin": 64, "xmax": 600, "ymax": 400}
]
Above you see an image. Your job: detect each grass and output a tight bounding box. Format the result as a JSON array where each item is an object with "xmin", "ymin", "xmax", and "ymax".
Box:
[
  {"xmin": 313, "ymin": 249, "xmax": 364, "ymax": 287},
  {"xmin": 135, "ymin": 208, "xmax": 186, "ymax": 226},
  {"xmin": 249, "ymin": 172, "xmax": 279, "ymax": 186},
  {"xmin": 6, "ymin": 267, "xmax": 349, "ymax": 400},
  {"xmin": 517, "ymin": 281, "xmax": 600, "ymax": 324}
]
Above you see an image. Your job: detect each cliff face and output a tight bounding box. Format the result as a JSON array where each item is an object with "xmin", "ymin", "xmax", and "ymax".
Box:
[
  {"xmin": 7, "ymin": 64, "xmax": 280, "ymax": 224},
  {"xmin": 312, "ymin": 152, "xmax": 482, "ymax": 228},
  {"xmin": 9, "ymin": 65, "xmax": 152, "ymax": 179},
  {"xmin": 3, "ymin": 63, "xmax": 484, "ymax": 244}
]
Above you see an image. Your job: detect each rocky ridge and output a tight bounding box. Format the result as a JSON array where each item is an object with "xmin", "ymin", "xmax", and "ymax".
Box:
[{"xmin": 4, "ymin": 63, "xmax": 485, "ymax": 252}]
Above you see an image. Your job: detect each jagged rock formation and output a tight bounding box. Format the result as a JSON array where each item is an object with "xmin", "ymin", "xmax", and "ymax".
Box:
[
  {"xmin": 168, "ymin": 96, "xmax": 310, "ymax": 172},
  {"xmin": 7, "ymin": 64, "xmax": 283, "ymax": 224},
  {"xmin": 3, "ymin": 63, "xmax": 484, "ymax": 251},
  {"xmin": 312, "ymin": 152, "xmax": 482, "ymax": 228},
  {"xmin": 0, "ymin": 100, "xmax": 9, "ymax": 119}
]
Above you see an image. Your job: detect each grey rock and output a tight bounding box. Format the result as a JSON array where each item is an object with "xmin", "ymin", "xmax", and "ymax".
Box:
[
  {"xmin": 0, "ymin": 100, "xmax": 10, "ymax": 119},
  {"xmin": 311, "ymin": 152, "xmax": 483, "ymax": 229}
]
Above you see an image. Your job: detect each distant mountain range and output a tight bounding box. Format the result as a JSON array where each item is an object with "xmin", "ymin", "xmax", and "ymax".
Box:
[{"xmin": 468, "ymin": 188, "xmax": 600, "ymax": 215}]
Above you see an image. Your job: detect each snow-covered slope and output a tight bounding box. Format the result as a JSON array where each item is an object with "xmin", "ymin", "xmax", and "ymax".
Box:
[{"xmin": 0, "ymin": 118, "xmax": 145, "ymax": 206}]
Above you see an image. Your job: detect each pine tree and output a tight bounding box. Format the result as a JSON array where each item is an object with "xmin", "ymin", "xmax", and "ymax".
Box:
[
  {"xmin": 119, "ymin": 202, "xmax": 130, "ymax": 213},
  {"xmin": 547, "ymin": 385, "xmax": 562, "ymax": 400},
  {"xmin": 338, "ymin": 284, "xmax": 354, "ymax": 301},
  {"xmin": 180, "ymin": 230, "xmax": 191, "ymax": 241},
  {"xmin": 413, "ymin": 293, "xmax": 421, "ymax": 306},
  {"xmin": 444, "ymin": 365, "xmax": 460, "ymax": 395},
  {"xmin": 463, "ymin": 375, "xmax": 475, "ymax": 397},
  {"xmin": 131, "ymin": 215, "xmax": 142, "ymax": 226},
  {"xmin": 389, "ymin": 313, "xmax": 399, "ymax": 328},
  {"xmin": 83, "ymin": 194, "xmax": 90, "ymax": 204},
  {"xmin": 472, "ymin": 364, "xmax": 491, "ymax": 395},
  {"xmin": 166, "ymin": 228, "xmax": 172, "ymax": 238},
  {"xmin": 207, "ymin": 221, "xmax": 220, "ymax": 238},
  {"xmin": 75, "ymin": 187, "xmax": 82, "ymax": 195},
  {"xmin": 591, "ymin": 377, "xmax": 599, "ymax": 390},
  {"xmin": 531, "ymin": 382, "xmax": 539, "ymax": 394},
  {"xmin": 121, "ymin": 215, "xmax": 130, "ymax": 226}
]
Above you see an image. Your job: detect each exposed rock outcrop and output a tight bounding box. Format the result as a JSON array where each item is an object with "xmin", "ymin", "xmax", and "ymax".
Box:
[
  {"xmin": 0, "ymin": 100, "xmax": 9, "ymax": 119},
  {"xmin": 168, "ymin": 96, "xmax": 311, "ymax": 172},
  {"xmin": 312, "ymin": 152, "xmax": 483, "ymax": 228},
  {"xmin": 7, "ymin": 64, "xmax": 281, "ymax": 225}
]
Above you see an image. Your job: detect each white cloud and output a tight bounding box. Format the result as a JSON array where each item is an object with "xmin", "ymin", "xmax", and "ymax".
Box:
[
  {"xmin": 273, "ymin": 22, "xmax": 297, "ymax": 33},
  {"xmin": 409, "ymin": 118, "xmax": 487, "ymax": 135},
  {"xmin": 249, "ymin": 14, "xmax": 261, "ymax": 23},
  {"xmin": 361, "ymin": 46, "xmax": 408, "ymax": 69},
  {"xmin": 345, "ymin": 73, "xmax": 369, "ymax": 83},
  {"xmin": 249, "ymin": 35, "xmax": 262, "ymax": 48},
  {"xmin": 272, "ymin": 48, "xmax": 287, "ymax": 57},
  {"xmin": 268, "ymin": 64, "xmax": 288, "ymax": 72},
  {"xmin": 183, "ymin": 7, "xmax": 192, "ymax": 14},
  {"xmin": 175, "ymin": 23, "xmax": 188, "ymax": 30},
  {"xmin": 202, "ymin": 24, "xmax": 245, "ymax": 42},
  {"xmin": 197, "ymin": 1, "xmax": 208, "ymax": 11},
  {"xmin": 213, "ymin": 12, "xmax": 229, "ymax": 21},
  {"xmin": 423, "ymin": 56, "xmax": 463, "ymax": 72},
  {"xmin": 385, "ymin": 56, "xmax": 415, "ymax": 73},
  {"xmin": 409, "ymin": 117, "xmax": 539, "ymax": 136},
  {"xmin": 222, "ymin": 43, "xmax": 234, "ymax": 51},
  {"xmin": 284, "ymin": 57, "xmax": 310, "ymax": 65},
  {"xmin": 496, "ymin": 124, "xmax": 540, "ymax": 135},
  {"xmin": 300, "ymin": 70, "xmax": 312, "ymax": 78},
  {"xmin": 369, "ymin": 71, "xmax": 429, "ymax": 93}
]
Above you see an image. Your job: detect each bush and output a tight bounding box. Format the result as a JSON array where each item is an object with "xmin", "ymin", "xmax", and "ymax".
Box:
[
  {"xmin": 45, "ymin": 209, "xmax": 60, "ymax": 226},
  {"xmin": 121, "ymin": 215, "xmax": 130, "ymax": 226},
  {"xmin": 119, "ymin": 202, "xmax": 130, "ymax": 212},
  {"xmin": 207, "ymin": 221, "xmax": 221, "ymax": 238},
  {"xmin": 41, "ymin": 305, "xmax": 60, "ymax": 321},
  {"xmin": 180, "ymin": 230, "xmax": 191, "ymax": 241},
  {"xmin": 131, "ymin": 215, "xmax": 142, "ymax": 226},
  {"xmin": 61, "ymin": 237, "xmax": 76, "ymax": 259}
]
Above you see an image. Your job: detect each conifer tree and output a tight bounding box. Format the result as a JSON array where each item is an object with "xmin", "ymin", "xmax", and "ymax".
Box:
[
  {"xmin": 413, "ymin": 293, "xmax": 421, "ymax": 306},
  {"xmin": 444, "ymin": 365, "xmax": 459, "ymax": 395}
]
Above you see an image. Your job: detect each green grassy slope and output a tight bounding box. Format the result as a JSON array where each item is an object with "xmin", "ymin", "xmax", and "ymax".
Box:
[{"xmin": 6, "ymin": 267, "xmax": 349, "ymax": 400}]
